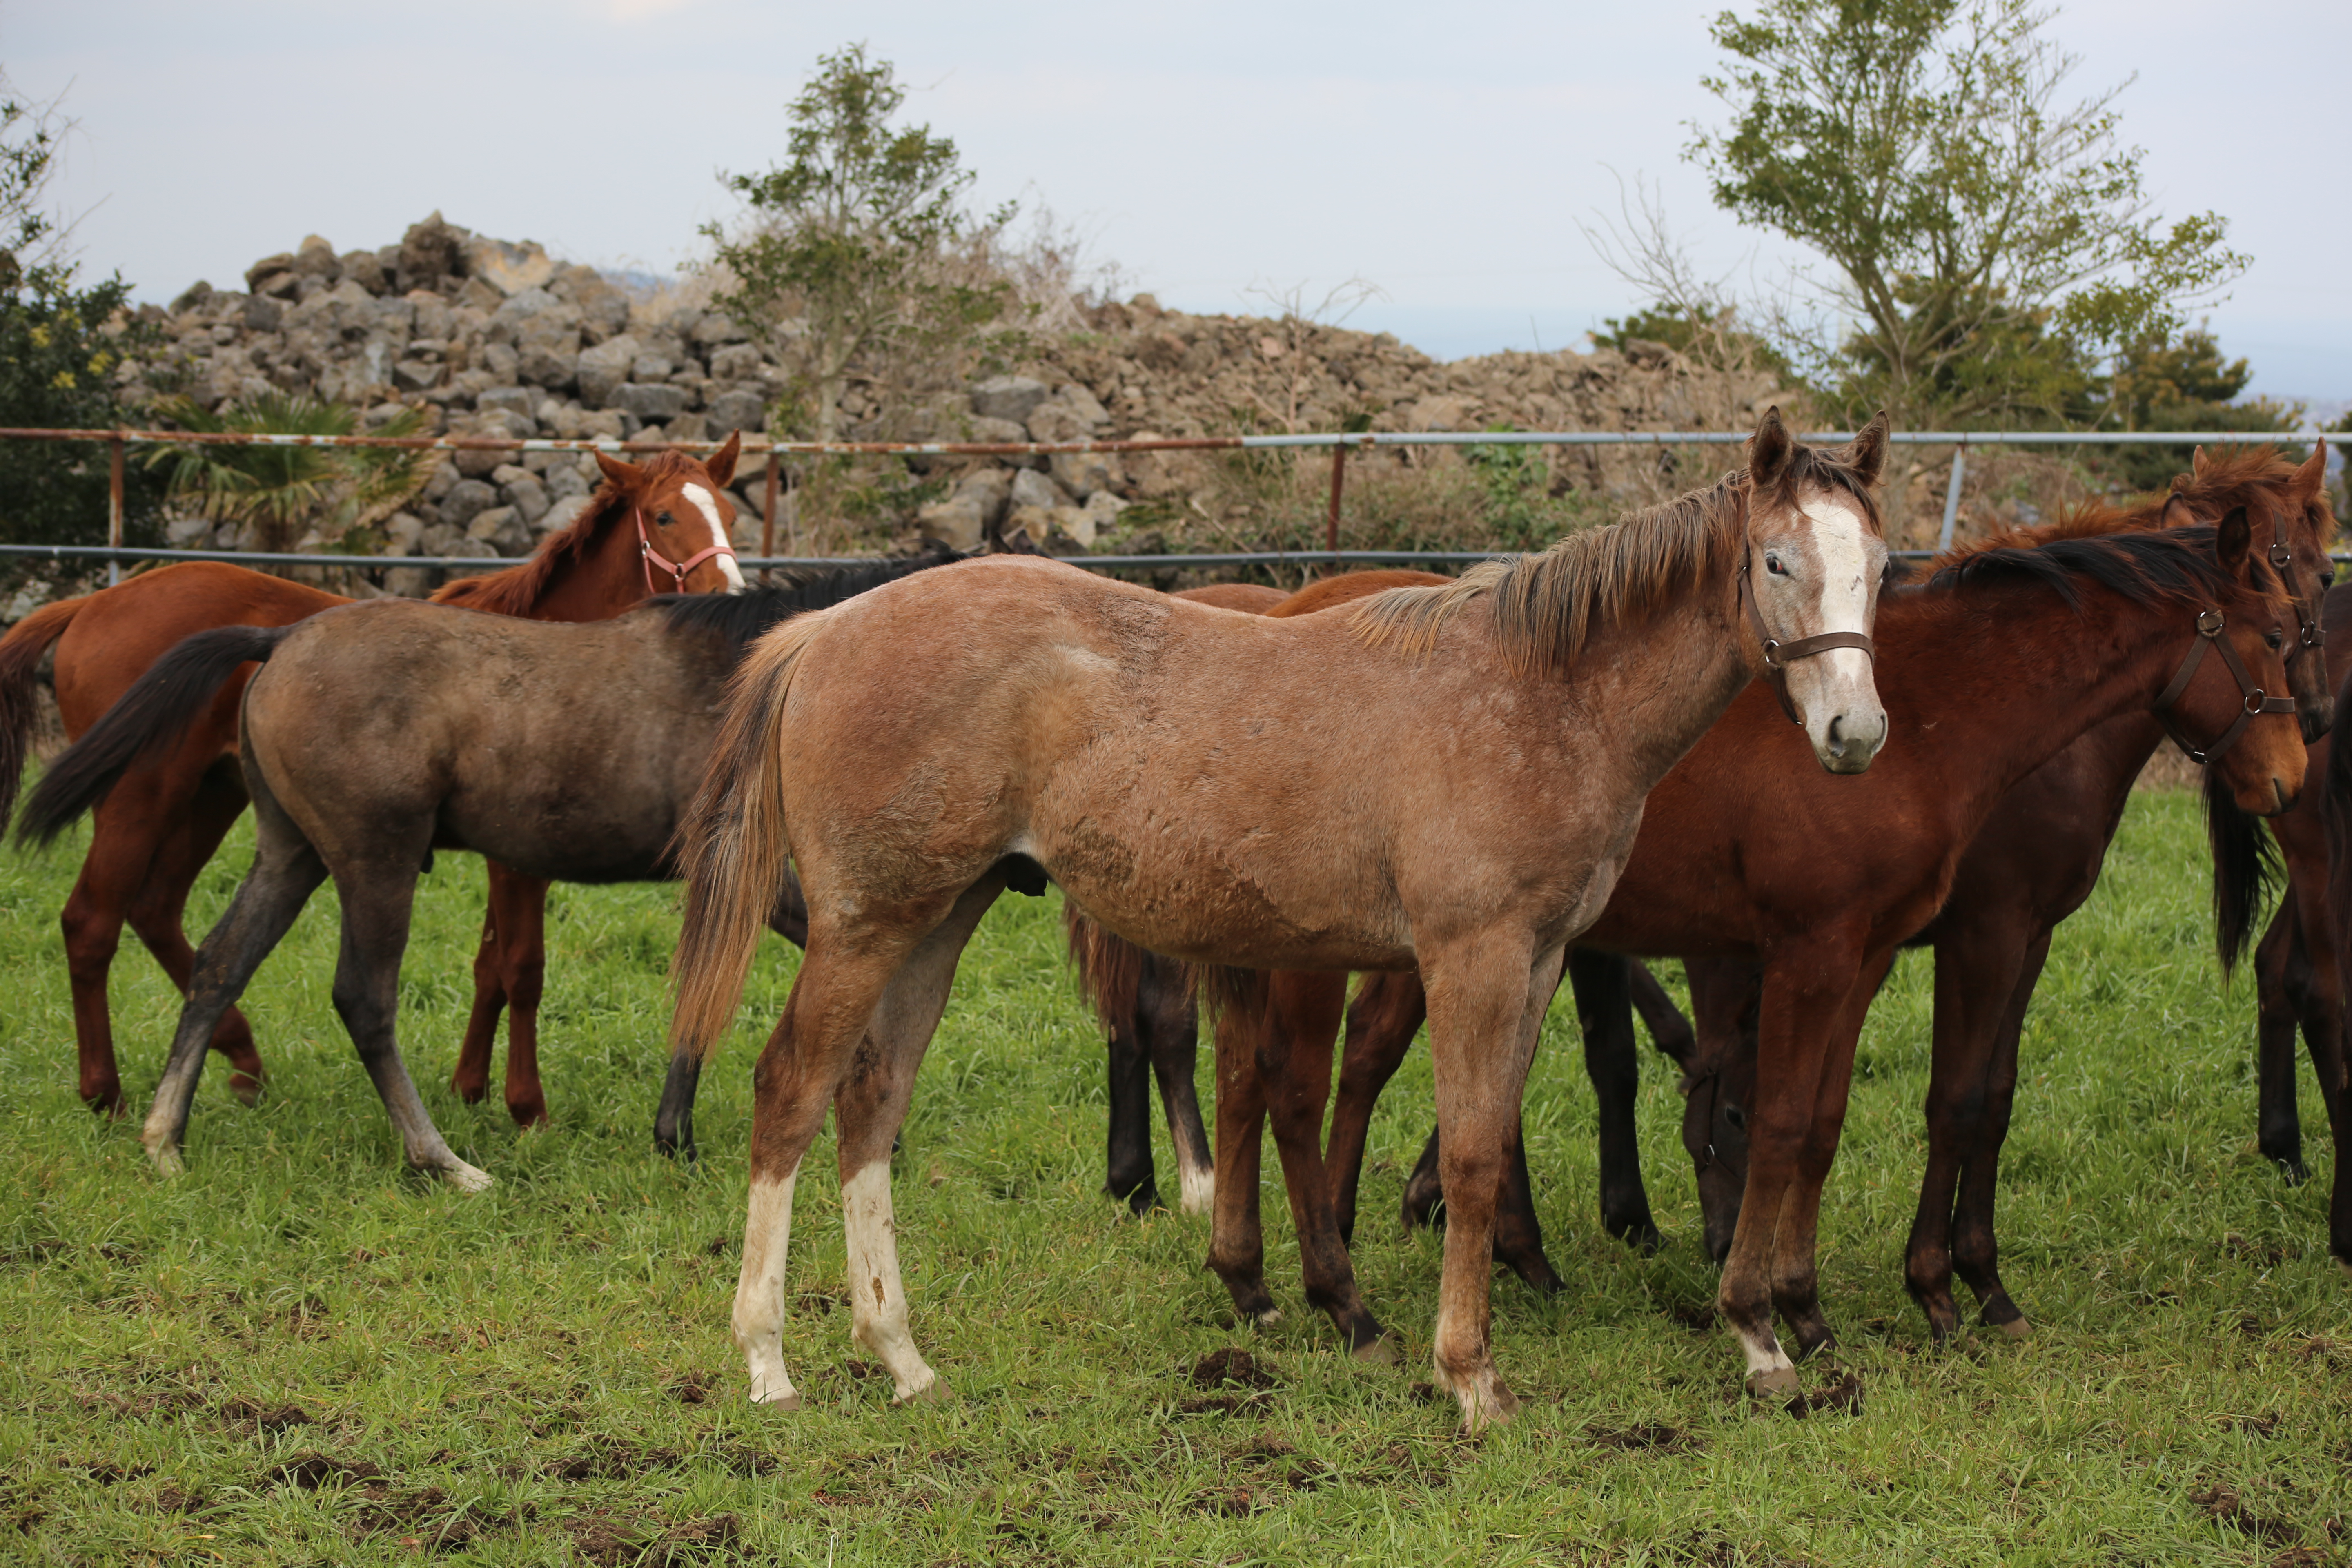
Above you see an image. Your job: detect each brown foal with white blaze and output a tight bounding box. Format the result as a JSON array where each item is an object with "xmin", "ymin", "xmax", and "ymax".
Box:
[{"xmin": 668, "ymin": 410, "xmax": 1891, "ymax": 1429}]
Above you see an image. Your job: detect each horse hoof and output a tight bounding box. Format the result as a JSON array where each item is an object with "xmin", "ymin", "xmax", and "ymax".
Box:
[
  {"xmin": 1352, "ymin": 1334, "xmax": 1400, "ymax": 1367},
  {"xmin": 439, "ymin": 1161, "xmax": 494, "ymax": 1193},
  {"xmin": 228, "ymin": 1074, "xmax": 263, "ymax": 1108},
  {"xmin": 1447, "ymin": 1372, "xmax": 1519, "ymax": 1431},
  {"xmin": 754, "ymin": 1389, "xmax": 804, "ymax": 1411},
  {"xmin": 1745, "ymin": 1367, "xmax": 1801, "ymax": 1401},
  {"xmin": 1996, "ymin": 1316, "xmax": 2033, "ymax": 1341},
  {"xmin": 893, "ymin": 1376, "xmax": 953, "ymax": 1408},
  {"xmin": 1252, "ymin": 1307, "xmax": 1284, "ymax": 1328},
  {"xmin": 2278, "ymin": 1158, "xmax": 2312, "ymax": 1187},
  {"xmin": 146, "ymin": 1143, "xmax": 185, "ymax": 1178}
]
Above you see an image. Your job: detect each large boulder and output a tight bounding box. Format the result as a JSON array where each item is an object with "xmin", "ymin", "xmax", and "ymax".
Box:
[
  {"xmin": 612, "ymin": 382, "xmax": 689, "ymax": 422},
  {"xmin": 576, "ymin": 334, "xmax": 639, "ymax": 408},
  {"xmin": 971, "ymin": 375, "xmax": 1049, "ymax": 425},
  {"xmin": 467, "ymin": 236, "xmax": 556, "ymax": 297},
  {"xmin": 396, "ymin": 212, "xmax": 469, "ymax": 293},
  {"xmin": 705, "ymin": 388, "xmax": 766, "ymax": 434},
  {"xmin": 438, "ymin": 478, "xmax": 498, "ymax": 531}
]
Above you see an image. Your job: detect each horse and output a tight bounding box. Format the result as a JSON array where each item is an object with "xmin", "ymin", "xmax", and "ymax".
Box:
[
  {"xmin": 0, "ymin": 435, "xmax": 748, "ymax": 1118},
  {"xmin": 1218, "ymin": 508, "xmax": 2304, "ymax": 1402},
  {"xmin": 12, "ymin": 555, "xmax": 963, "ymax": 1190},
  {"xmin": 1481, "ymin": 446, "xmax": 2339, "ymax": 1334},
  {"xmin": 1060, "ymin": 569, "xmax": 1698, "ymax": 1227},
  {"xmin": 664, "ymin": 410, "xmax": 1894, "ymax": 1428}
]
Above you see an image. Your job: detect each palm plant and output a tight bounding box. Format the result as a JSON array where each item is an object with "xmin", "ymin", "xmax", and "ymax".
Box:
[{"xmin": 149, "ymin": 392, "xmax": 437, "ymax": 552}]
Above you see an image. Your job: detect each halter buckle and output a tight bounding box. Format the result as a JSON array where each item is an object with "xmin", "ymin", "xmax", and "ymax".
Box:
[{"xmin": 2196, "ymin": 609, "xmax": 2224, "ymax": 638}]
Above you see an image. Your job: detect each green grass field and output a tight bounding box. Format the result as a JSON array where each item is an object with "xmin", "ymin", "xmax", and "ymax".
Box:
[{"xmin": 3, "ymin": 789, "xmax": 2348, "ymax": 1566}]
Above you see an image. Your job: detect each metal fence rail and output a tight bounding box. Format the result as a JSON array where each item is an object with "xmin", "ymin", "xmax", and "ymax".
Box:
[{"xmin": 0, "ymin": 423, "xmax": 2329, "ymax": 584}]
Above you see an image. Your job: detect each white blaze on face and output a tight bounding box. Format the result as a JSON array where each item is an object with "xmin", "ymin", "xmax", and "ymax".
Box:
[
  {"xmin": 679, "ymin": 482, "xmax": 747, "ymax": 592},
  {"xmin": 1795, "ymin": 492, "xmax": 1879, "ymax": 688}
]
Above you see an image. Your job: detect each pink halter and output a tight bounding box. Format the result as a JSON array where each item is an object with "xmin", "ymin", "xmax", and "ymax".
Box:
[{"xmin": 636, "ymin": 505, "xmax": 737, "ymax": 594}]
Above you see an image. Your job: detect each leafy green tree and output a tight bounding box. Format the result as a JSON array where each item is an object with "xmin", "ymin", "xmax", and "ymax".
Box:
[
  {"xmin": 1688, "ymin": 0, "xmax": 2248, "ymax": 430},
  {"xmin": 707, "ymin": 43, "xmax": 1014, "ymax": 444},
  {"xmin": 148, "ymin": 393, "xmax": 435, "ymax": 554},
  {"xmin": 0, "ymin": 73, "xmax": 166, "ymax": 554},
  {"xmin": 2087, "ymin": 324, "xmax": 2298, "ymax": 492}
]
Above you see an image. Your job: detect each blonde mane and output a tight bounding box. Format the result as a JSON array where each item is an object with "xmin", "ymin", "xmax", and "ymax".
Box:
[{"xmin": 1352, "ymin": 446, "xmax": 1884, "ymax": 678}]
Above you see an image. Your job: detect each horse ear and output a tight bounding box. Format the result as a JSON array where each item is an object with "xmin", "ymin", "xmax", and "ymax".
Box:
[
  {"xmin": 2192, "ymin": 445, "xmax": 2210, "ymax": 477},
  {"xmin": 2292, "ymin": 438, "xmax": 2326, "ymax": 500},
  {"xmin": 594, "ymin": 449, "xmax": 639, "ymax": 491},
  {"xmin": 1747, "ymin": 406, "xmax": 1793, "ymax": 488},
  {"xmin": 1838, "ymin": 410, "xmax": 1890, "ymax": 485},
  {"xmin": 2216, "ymin": 504, "xmax": 2253, "ymax": 574},
  {"xmin": 703, "ymin": 431, "xmax": 741, "ymax": 489}
]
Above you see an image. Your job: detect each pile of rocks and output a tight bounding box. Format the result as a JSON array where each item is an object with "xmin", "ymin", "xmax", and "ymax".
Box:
[{"xmin": 119, "ymin": 214, "xmax": 1794, "ymax": 567}]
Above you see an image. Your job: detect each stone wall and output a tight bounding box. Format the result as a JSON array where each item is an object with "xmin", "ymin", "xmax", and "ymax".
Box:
[{"xmin": 120, "ymin": 214, "xmax": 1796, "ymax": 569}]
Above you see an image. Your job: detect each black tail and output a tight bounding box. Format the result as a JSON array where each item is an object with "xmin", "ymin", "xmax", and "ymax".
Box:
[
  {"xmin": 2205, "ymin": 763, "xmax": 2280, "ymax": 976},
  {"xmin": 15, "ymin": 624, "xmax": 290, "ymax": 849}
]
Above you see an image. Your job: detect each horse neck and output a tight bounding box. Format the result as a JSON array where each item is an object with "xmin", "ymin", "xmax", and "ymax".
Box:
[
  {"xmin": 1881, "ymin": 580, "xmax": 2233, "ymax": 829},
  {"xmin": 1569, "ymin": 561, "xmax": 1755, "ymax": 791},
  {"xmin": 526, "ymin": 505, "xmax": 650, "ymax": 624}
]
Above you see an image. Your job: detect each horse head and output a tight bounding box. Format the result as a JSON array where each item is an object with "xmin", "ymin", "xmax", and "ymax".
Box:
[
  {"xmin": 1738, "ymin": 407, "xmax": 1892, "ymax": 774},
  {"xmin": 594, "ymin": 432, "xmax": 747, "ymax": 595}
]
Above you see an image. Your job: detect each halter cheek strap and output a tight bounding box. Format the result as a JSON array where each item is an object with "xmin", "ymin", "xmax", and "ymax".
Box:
[
  {"xmin": 2264, "ymin": 505, "xmax": 2325, "ymax": 665},
  {"xmin": 1737, "ymin": 556, "xmax": 1876, "ymax": 727},
  {"xmin": 636, "ymin": 505, "xmax": 738, "ymax": 595},
  {"xmin": 2154, "ymin": 608, "xmax": 2296, "ymax": 766}
]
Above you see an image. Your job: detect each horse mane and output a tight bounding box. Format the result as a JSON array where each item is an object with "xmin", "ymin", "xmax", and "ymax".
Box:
[
  {"xmin": 649, "ymin": 543, "xmax": 966, "ymax": 663},
  {"xmin": 430, "ymin": 450, "xmax": 717, "ymax": 616},
  {"xmin": 1351, "ymin": 445, "xmax": 1884, "ymax": 677},
  {"xmin": 1920, "ymin": 525, "xmax": 2250, "ymax": 612}
]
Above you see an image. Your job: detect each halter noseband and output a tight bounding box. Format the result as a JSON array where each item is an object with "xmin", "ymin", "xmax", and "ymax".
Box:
[
  {"xmin": 2264, "ymin": 504, "xmax": 2325, "ymax": 666},
  {"xmin": 636, "ymin": 505, "xmax": 737, "ymax": 595},
  {"xmin": 1738, "ymin": 554, "xmax": 1876, "ymax": 727},
  {"xmin": 2154, "ymin": 608, "xmax": 2295, "ymax": 766}
]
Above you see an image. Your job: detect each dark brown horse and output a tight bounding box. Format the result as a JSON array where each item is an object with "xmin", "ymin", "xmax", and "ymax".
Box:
[
  {"xmin": 665, "ymin": 414, "xmax": 1895, "ymax": 1426},
  {"xmin": 1215, "ymin": 512, "xmax": 2304, "ymax": 1399},
  {"xmin": 0, "ymin": 437, "xmax": 746, "ymax": 1117},
  {"xmin": 14, "ymin": 556, "xmax": 960, "ymax": 1187},
  {"xmin": 1476, "ymin": 447, "xmax": 2341, "ymax": 1336}
]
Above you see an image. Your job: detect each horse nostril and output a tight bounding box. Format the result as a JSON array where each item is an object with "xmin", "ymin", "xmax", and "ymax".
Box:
[{"xmin": 1826, "ymin": 715, "xmax": 1846, "ymax": 752}]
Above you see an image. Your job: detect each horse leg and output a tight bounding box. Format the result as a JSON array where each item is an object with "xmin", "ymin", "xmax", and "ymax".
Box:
[
  {"xmin": 327, "ymin": 854, "xmax": 490, "ymax": 1190},
  {"xmin": 1571, "ymin": 949, "xmax": 1660, "ymax": 1250},
  {"xmin": 1903, "ymin": 909, "xmax": 2034, "ymax": 1341},
  {"xmin": 140, "ymin": 785, "xmax": 326, "ymax": 1175},
  {"xmin": 1204, "ymin": 989, "xmax": 1279, "ymax": 1323},
  {"xmin": 1489, "ymin": 1117, "xmax": 1564, "ymax": 1292},
  {"xmin": 121, "ymin": 762, "xmax": 266, "ymax": 1105},
  {"xmin": 1718, "ymin": 936, "xmax": 1863, "ymax": 1398},
  {"xmin": 831, "ymin": 875, "xmax": 1002, "ymax": 1406},
  {"xmin": 1627, "ymin": 959, "xmax": 1697, "ymax": 1069},
  {"xmin": 1143, "ymin": 953, "xmax": 1214, "ymax": 1216},
  {"xmin": 449, "ymin": 904, "xmax": 508, "ymax": 1109},
  {"xmin": 1682, "ymin": 957, "xmax": 1762, "ymax": 1263},
  {"xmin": 60, "ymin": 779, "xmax": 190, "ymax": 1115},
  {"xmin": 731, "ymin": 878, "xmax": 999, "ymax": 1407},
  {"xmin": 2282, "ymin": 860, "xmax": 2352, "ymax": 1274},
  {"xmin": 2254, "ymin": 900, "xmax": 2308, "ymax": 1180},
  {"xmin": 1257, "ymin": 971, "xmax": 1390, "ymax": 1356},
  {"xmin": 484, "ymin": 869, "xmax": 550, "ymax": 1128},
  {"xmin": 1102, "ymin": 999, "xmax": 1158, "ymax": 1214},
  {"xmin": 1420, "ymin": 936, "xmax": 1556, "ymax": 1430},
  {"xmin": 1401, "ymin": 1128, "xmax": 1445, "ymax": 1232},
  {"xmin": 654, "ymin": 873, "xmax": 809, "ymax": 1162},
  {"xmin": 1321, "ymin": 971, "xmax": 1427, "ymax": 1244},
  {"xmin": 1770, "ymin": 947, "xmax": 1894, "ymax": 1363},
  {"xmin": 1947, "ymin": 927, "xmax": 2045, "ymax": 1338}
]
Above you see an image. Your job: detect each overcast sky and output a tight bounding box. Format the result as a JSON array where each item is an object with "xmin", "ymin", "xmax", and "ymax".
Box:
[{"xmin": 11, "ymin": 0, "xmax": 2348, "ymax": 404}]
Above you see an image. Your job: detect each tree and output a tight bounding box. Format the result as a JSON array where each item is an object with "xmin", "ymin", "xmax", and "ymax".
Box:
[
  {"xmin": 147, "ymin": 392, "xmax": 436, "ymax": 553},
  {"xmin": 0, "ymin": 72, "xmax": 167, "ymax": 555},
  {"xmin": 706, "ymin": 44, "xmax": 1013, "ymax": 445},
  {"xmin": 2087, "ymin": 323, "xmax": 2299, "ymax": 492},
  {"xmin": 1688, "ymin": 0, "xmax": 2248, "ymax": 430}
]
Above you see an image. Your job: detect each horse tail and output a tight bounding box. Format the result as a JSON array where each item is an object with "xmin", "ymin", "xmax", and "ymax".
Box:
[
  {"xmin": 2205, "ymin": 762, "xmax": 2280, "ymax": 976},
  {"xmin": 0, "ymin": 596, "xmax": 87, "ymax": 824},
  {"xmin": 1063, "ymin": 904, "xmax": 1145, "ymax": 1033},
  {"xmin": 15, "ymin": 624, "xmax": 290, "ymax": 850},
  {"xmin": 670, "ymin": 610, "xmax": 831, "ymax": 1062}
]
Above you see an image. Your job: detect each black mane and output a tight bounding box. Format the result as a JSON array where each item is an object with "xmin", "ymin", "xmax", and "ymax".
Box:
[
  {"xmin": 649, "ymin": 544, "xmax": 970, "ymax": 663},
  {"xmin": 1921, "ymin": 525, "xmax": 2238, "ymax": 610}
]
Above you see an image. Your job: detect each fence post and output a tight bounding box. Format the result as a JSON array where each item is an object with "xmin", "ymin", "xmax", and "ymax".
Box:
[
  {"xmin": 1326, "ymin": 442, "xmax": 1347, "ymax": 567},
  {"xmin": 1936, "ymin": 441, "xmax": 1967, "ymax": 553},
  {"xmin": 107, "ymin": 434, "xmax": 125, "ymax": 588},
  {"xmin": 761, "ymin": 443, "xmax": 779, "ymax": 583}
]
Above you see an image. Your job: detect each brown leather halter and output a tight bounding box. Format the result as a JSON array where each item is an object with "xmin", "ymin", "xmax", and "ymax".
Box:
[
  {"xmin": 2154, "ymin": 608, "xmax": 2294, "ymax": 765},
  {"xmin": 1737, "ymin": 555, "xmax": 1875, "ymax": 726},
  {"xmin": 2263, "ymin": 503, "xmax": 2325, "ymax": 668}
]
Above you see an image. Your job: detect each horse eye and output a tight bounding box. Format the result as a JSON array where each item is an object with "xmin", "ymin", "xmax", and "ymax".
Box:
[
  {"xmin": 1765, "ymin": 555, "xmax": 1788, "ymax": 577},
  {"xmin": 2325, "ymin": 570, "xmax": 2339, "ymax": 590},
  {"xmin": 2267, "ymin": 629, "xmax": 2285, "ymax": 650},
  {"xmin": 656, "ymin": 512, "xmax": 673, "ymax": 526},
  {"xmin": 1724, "ymin": 1105, "xmax": 1746, "ymax": 1131}
]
